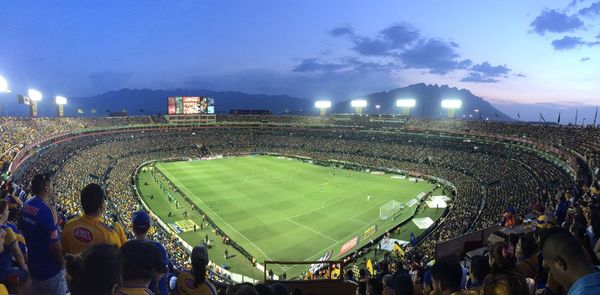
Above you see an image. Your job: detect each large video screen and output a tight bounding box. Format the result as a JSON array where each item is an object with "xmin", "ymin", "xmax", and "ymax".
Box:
[{"xmin": 167, "ymin": 96, "xmax": 214, "ymax": 115}]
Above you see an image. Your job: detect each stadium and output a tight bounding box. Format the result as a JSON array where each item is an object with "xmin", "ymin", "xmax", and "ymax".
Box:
[
  {"xmin": 2, "ymin": 2, "xmax": 600, "ymax": 294},
  {"xmin": 0, "ymin": 98, "xmax": 592, "ymax": 293}
]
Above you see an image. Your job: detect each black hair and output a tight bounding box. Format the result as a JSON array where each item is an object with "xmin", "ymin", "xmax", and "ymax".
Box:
[
  {"xmin": 469, "ymin": 255, "xmax": 490, "ymax": 282},
  {"xmin": 121, "ymin": 240, "xmax": 165, "ymax": 282},
  {"xmin": 192, "ymin": 252, "xmax": 207, "ymax": 288},
  {"xmin": 430, "ymin": 258, "xmax": 462, "ymax": 293},
  {"xmin": 66, "ymin": 243, "xmax": 122, "ymax": 295},
  {"xmin": 518, "ymin": 235, "xmax": 538, "ymax": 258},
  {"xmin": 392, "ymin": 272, "xmax": 413, "ymax": 295},
  {"xmin": 80, "ymin": 183, "xmax": 105, "ymax": 215},
  {"xmin": 30, "ymin": 174, "xmax": 50, "ymax": 195}
]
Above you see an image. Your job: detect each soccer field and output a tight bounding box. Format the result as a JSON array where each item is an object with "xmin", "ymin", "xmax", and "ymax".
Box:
[{"xmin": 138, "ymin": 155, "xmax": 442, "ymax": 278}]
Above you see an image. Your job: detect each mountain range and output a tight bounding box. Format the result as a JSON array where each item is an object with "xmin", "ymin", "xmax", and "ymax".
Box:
[{"xmin": 2, "ymin": 83, "xmax": 512, "ymax": 120}]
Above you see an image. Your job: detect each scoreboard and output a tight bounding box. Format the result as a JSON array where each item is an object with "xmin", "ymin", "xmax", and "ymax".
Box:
[{"xmin": 167, "ymin": 96, "xmax": 214, "ymax": 115}]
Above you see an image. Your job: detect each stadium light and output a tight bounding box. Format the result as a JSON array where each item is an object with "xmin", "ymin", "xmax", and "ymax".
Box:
[
  {"xmin": 314, "ymin": 100, "xmax": 331, "ymax": 109},
  {"xmin": 315, "ymin": 100, "xmax": 332, "ymax": 115},
  {"xmin": 396, "ymin": 99, "xmax": 416, "ymax": 116},
  {"xmin": 28, "ymin": 89, "xmax": 42, "ymax": 101},
  {"xmin": 441, "ymin": 99, "xmax": 462, "ymax": 118},
  {"xmin": 351, "ymin": 99, "xmax": 367, "ymax": 114},
  {"xmin": 441, "ymin": 99, "xmax": 462, "ymax": 109},
  {"xmin": 27, "ymin": 89, "xmax": 42, "ymax": 118},
  {"xmin": 350, "ymin": 99, "xmax": 367, "ymax": 108},
  {"xmin": 55, "ymin": 96, "xmax": 67, "ymax": 117},
  {"xmin": 0, "ymin": 76, "xmax": 10, "ymax": 93},
  {"xmin": 55, "ymin": 96, "xmax": 67, "ymax": 105}
]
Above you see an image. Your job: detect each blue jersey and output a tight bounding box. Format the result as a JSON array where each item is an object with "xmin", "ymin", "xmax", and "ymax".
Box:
[
  {"xmin": 19, "ymin": 196, "xmax": 62, "ymax": 280},
  {"xmin": 147, "ymin": 240, "xmax": 169, "ymax": 295}
]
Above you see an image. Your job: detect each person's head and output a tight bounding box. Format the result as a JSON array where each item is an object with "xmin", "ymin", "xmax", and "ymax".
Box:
[
  {"xmin": 367, "ymin": 277, "xmax": 383, "ymax": 295},
  {"xmin": 132, "ymin": 210, "xmax": 151, "ymax": 236},
  {"xmin": 270, "ymin": 283, "xmax": 288, "ymax": 295},
  {"xmin": 121, "ymin": 240, "xmax": 166, "ymax": 285},
  {"xmin": 226, "ymin": 284, "xmax": 259, "ymax": 295},
  {"xmin": 0, "ymin": 200, "xmax": 9, "ymax": 224},
  {"xmin": 393, "ymin": 272, "xmax": 414, "ymax": 295},
  {"xmin": 516, "ymin": 236, "xmax": 538, "ymax": 259},
  {"xmin": 430, "ymin": 258, "xmax": 462, "ymax": 294},
  {"xmin": 191, "ymin": 244, "xmax": 209, "ymax": 287},
  {"xmin": 254, "ymin": 284, "xmax": 273, "ymax": 295},
  {"xmin": 488, "ymin": 241, "xmax": 517, "ymax": 273},
  {"xmin": 469, "ymin": 255, "xmax": 490, "ymax": 283},
  {"xmin": 382, "ymin": 274, "xmax": 393, "ymax": 291},
  {"xmin": 66, "ymin": 243, "xmax": 123, "ymax": 295},
  {"xmin": 80, "ymin": 183, "xmax": 106, "ymax": 216},
  {"xmin": 542, "ymin": 228, "xmax": 594, "ymax": 290},
  {"xmin": 31, "ymin": 174, "xmax": 52, "ymax": 198}
]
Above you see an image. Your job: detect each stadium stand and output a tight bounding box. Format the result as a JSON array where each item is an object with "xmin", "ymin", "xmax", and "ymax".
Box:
[{"xmin": 2, "ymin": 115, "xmax": 600, "ymax": 294}]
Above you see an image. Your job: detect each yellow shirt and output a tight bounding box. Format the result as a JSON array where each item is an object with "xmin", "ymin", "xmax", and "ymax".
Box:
[
  {"xmin": 61, "ymin": 214, "xmax": 124, "ymax": 255},
  {"xmin": 0, "ymin": 283, "xmax": 8, "ymax": 295},
  {"xmin": 177, "ymin": 271, "xmax": 218, "ymax": 295}
]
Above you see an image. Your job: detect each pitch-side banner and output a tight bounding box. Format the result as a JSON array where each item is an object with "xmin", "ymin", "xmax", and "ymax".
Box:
[
  {"xmin": 339, "ymin": 236, "xmax": 359, "ymax": 256},
  {"xmin": 309, "ymin": 250, "xmax": 332, "ymax": 273}
]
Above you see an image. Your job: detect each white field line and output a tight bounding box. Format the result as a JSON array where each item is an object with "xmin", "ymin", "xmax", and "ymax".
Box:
[
  {"xmin": 286, "ymin": 218, "xmax": 337, "ymax": 242},
  {"xmin": 159, "ymin": 167, "xmax": 273, "ymax": 261}
]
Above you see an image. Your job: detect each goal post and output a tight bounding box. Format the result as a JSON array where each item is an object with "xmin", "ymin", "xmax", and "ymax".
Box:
[{"xmin": 379, "ymin": 200, "xmax": 404, "ymax": 220}]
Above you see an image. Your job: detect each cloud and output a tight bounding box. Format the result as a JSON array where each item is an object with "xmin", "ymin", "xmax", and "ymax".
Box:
[
  {"xmin": 398, "ymin": 39, "xmax": 472, "ymax": 74},
  {"xmin": 579, "ymin": 1, "xmax": 600, "ymax": 16},
  {"xmin": 329, "ymin": 26, "xmax": 354, "ymax": 37},
  {"xmin": 89, "ymin": 71, "xmax": 133, "ymax": 91},
  {"xmin": 530, "ymin": 9, "xmax": 584, "ymax": 35},
  {"xmin": 515, "ymin": 73, "xmax": 527, "ymax": 78},
  {"xmin": 292, "ymin": 58, "xmax": 346, "ymax": 73},
  {"xmin": 551, "ymin": 36, "xmax": 600, "ymax": 50},
  {"xmin": 551, "ymin": 36, "xmax": 585, "ymax": 50},
  {"xmin": 461, "ymin": 72, "xmax": 499, "ymax": 83},
  {"xmin": 470, "ymin": 62, "xmax": 510, "ymax": 77},
  {"xmin": 581, "ymin": 57, "xmax": 591, "ymax": 62},
  {"xmin": 348, "ymin": 23, "xmax": 420, "ymax": 56}
]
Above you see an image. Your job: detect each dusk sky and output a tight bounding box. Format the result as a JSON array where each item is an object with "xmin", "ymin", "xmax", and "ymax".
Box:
[{"xmin": 1, "ymin": 0, "xmax": 599, "ymax": 119}]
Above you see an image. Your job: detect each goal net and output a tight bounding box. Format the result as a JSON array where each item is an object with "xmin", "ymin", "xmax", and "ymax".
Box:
[{"xmin": 380, "ymin": 200, "xmax": 404, "ymax": 220}]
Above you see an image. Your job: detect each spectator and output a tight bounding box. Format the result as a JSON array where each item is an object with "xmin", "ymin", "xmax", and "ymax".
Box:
[
  {"xmin": 381, "ymin": 274, "xmax": 393, "ymax": 295},
  {"xmin": 19, "ymin": 174, "xmax": 66, "ymax": 294},
  {"xmin": 226, "ymin": 284, "xmax": 259, "ymax": 295},
  {"xmin": 176, "ymin": 244, "xmax": 217, "ymax": 295},
  {"xmin": 61, "ymin": 183, "xmax": 124, "ymax": 255},
  {"xmin": 367, "ymin": 277, "xmax": 383, "ymax": 295},
  {"xmin": 131, "ymin": 210, "xmax": 170, "ymax": 295},
  {"xmin": 0, "ymin": 228, "xmax": 11, "ymax": 294},
  {"xmin": 515, "ymin": 236, "xmax": 538, "ymax": 280},
  {"xmin": 65, "ymin": 243, "xmax": 122, "ymax": 295},
  {"xmin": 429, "ymin": 258, "xmax": 465, "ymax": 295},
  {"xmin": 0, "ymin": 199, "xmax": 28, "ymax": 287},
  {"xmin": 118, "ymin": 240, "xmax": 166, "ymax": 294},
  {"xmin": 392, "ymin": 272, "xmax": 413, "ymax": 295},
  {"xmin": 482, "ymin": 241, "xmax": 528, "ymax": 295},
  {"xmin": 467, "ymin": 255, "xmax": 489, "ymax": 292},
  {"xmin": 542, "ymin": 228, "xmax": 600, "ymax": 294}
]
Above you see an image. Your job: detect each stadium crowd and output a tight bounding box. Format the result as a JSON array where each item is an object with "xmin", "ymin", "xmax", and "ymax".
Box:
[{"xmin": 1, "ymin": 116, "xmax": 600, "ymax": 294}]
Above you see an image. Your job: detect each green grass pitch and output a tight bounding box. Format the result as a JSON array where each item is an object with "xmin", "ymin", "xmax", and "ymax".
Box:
[{"xmin": 138, "ymin": 155, "xmax": 443, "ymax": 278}]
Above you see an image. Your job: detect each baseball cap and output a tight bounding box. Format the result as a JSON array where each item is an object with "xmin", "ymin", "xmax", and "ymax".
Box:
[
  {"xmin": 132, "ymin": 210, "xmax": 151, "ymax": 228},
  {"xmin": 191, "ymin": 244, "xmax": 209, "ymax": 264}
]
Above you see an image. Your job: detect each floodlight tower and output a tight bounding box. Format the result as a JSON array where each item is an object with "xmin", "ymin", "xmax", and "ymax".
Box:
[
  {"xmin": 28, "ymin": 89, "xmax": 42, "ymax": 117},
  {"xmin": 441, "ymin": 99, "xmax": 462, "ymax": 118},
  {"xmin": 314, "ymin": 100, "xmax": 332, "ymax": 116},
  {"xmin": 396, "ymin": 99, "xmax": 416, "ymax": 116},
  {"xmin": 55, "ymin": 96, "xmax": 67, "ymax": 117},
  {"xmin": 0, "ymin": 76, "xmax": 10, "ymax": 93},
  {"xmin": 351, "ymin": 99, "xmax": 367, "ymax": 114}
]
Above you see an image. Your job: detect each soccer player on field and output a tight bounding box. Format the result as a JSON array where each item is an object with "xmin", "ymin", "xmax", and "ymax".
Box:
[{"xmin": 62, "ymin": 183, "xmax": 124, "ymax": 255}]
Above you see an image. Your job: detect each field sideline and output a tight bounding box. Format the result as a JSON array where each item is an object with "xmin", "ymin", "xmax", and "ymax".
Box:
[{"xmin": 138, "ymin": 155, "xmax": 444, "ymax": 277}]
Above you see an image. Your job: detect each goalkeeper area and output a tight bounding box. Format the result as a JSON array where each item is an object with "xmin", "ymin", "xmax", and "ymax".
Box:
[{"xmin": 137, "ymin": 155, "xmax": 445, "ymax": 278}]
